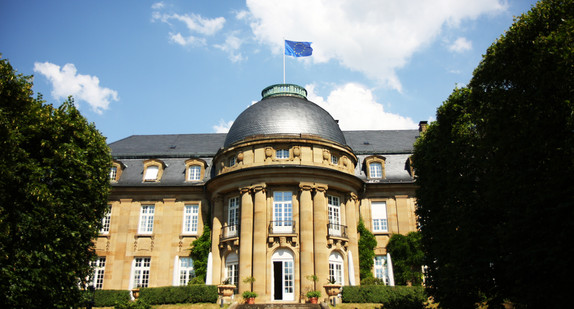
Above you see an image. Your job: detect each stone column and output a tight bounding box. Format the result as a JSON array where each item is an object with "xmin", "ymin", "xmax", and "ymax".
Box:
[
  {"xmin": 313, "ymin": 184, "xmax": 329, "ymax": 288},
  {"xmin": 345, "ymin": 192, "xmax": 360, "ymax": 285},
  {"xmin": 299, "ymin": 183, "xmax": 315, "ymax": 293},
  {"xmin": 239, "ymin": 187, "xmax": 254, "ymax": 292},
  {"xmin": 252, "ymin": 184, "xmax": 267, "ymax": 298},
  {"xmin": 211, "ymin": 194, "xmax": 224, "ymax": 284}
]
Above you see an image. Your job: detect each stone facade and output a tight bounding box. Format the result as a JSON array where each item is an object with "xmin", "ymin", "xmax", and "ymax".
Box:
[{"xmin": 98, "ymin": 84, "xmax": 420, "ymax": 303}]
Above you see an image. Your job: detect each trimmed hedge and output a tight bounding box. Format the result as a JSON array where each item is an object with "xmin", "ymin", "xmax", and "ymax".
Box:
[
  {"xmin": 342, "ymin": 285, "xmax": 426, "ymax": 309},
  {"xmin": 138, "ymin": 285, "xmax": 218, "ymax": 304},
  {"xmin": 87, "ymin": 290, "xmax": 130, "ymax": 307}
]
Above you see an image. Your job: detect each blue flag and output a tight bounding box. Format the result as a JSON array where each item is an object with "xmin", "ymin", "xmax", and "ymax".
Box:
[{"xmin": 285, "ymin": 40, "xmax": 313, "ymax": 57}]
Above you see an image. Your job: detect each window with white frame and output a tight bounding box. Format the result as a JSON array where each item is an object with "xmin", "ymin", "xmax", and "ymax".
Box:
[
  {"xmin": 138, "ymin": 205, "xmax": 155, "ymax": 234},
  {"xmin": 374, "ymin": 255, "xmax": 389, "ymax": 285},
  {"xmin": 331, "ymin": 155, "xmax": 338, "ymax": 165},
  {"xmin": 225, "ymin": 253, "xmax": 239, "ymax": 286},
  {"xmin": 229, "ymin": 156, "xmax": 236, "ymax": 167},
  {"xmin": 328, "ymin": 196, "xmax": 341, "ymax": 236},
  {"xmin": 188, "ymin": 165, "xmax": 201, "ymax": 181},
  {"xmin": 369, "ymin": 162, "xmax": 383, "ymax": 178},
  {"xmin": 90, "ymin": 257, "xmax": 106, "ymax": 289},
  {"xmin": 109, "ymin": 166, "xmax": 118, "ymax": 181},
  {"xmin": 131, "ymin": 257, "xmax": 151, "ymax": 288},
  {"xmin": 177, "ymin": 257, "xmax": 195, "ymax": 286},
  {"xmin": 276, "ymin": 149, "xmax": 289, "ymax": 159},
  {"xmin": 273, "ymin": 191, "xmax": 293, "ymax": 233},
  {"xmin": 372, "ymin": 202, "xmax": 388, "ymax": 232},
  {"xmin": 182, "ymin": 204, "xmax": 199, "ymax": 234},
  {"xmin": 144, "ymin": 165, "xmax": 159, "ymax": 181},
  {"xmin": 227, "ymin": 197, "xmax": 240, "ymax": 238},
  {"xmin": 328, "ymin": 251, "xmax": 344, "ymax": 285},
  {"xmin": 100, "ymin": 208, "xmax": 111, "ymax": 234}
]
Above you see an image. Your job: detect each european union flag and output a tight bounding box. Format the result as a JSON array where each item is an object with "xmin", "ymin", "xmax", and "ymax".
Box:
[{"xmin": 285, "ymin": 40, "xmax": 313, "ymax": 57}]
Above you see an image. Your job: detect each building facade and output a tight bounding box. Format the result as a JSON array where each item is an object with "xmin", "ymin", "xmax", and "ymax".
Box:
[{"xmin": 97, "ymin": 84, "xmax": 421, "ymax": 302}]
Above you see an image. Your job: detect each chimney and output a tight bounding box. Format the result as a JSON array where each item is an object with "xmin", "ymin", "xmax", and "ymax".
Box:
[{"xmin": 418, "ymin": 121, "xmax": 428, "ymax": 133}]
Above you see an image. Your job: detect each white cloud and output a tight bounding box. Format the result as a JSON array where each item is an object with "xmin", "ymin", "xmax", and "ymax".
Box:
[
  {"xmin": 213, "ymin": 119, "xmax": 234, "ymax": 133},
  {"xmin": 449, "ymin": 37, "xmax": 473, "ymax": 53},
  {"xmin": 152, "ymin": 8, "xmax": 225, "ymax": 47},
  {"xmin": 151, "ymin": 2, "xmax": 164, "ymax": 10},
  {"xmin": 245, "ymin": 0, "xmax": 506, "ymax": 91},
  {"xmin": 306, "ymin": 83, "xmax": 418, "ymax": 130},
  {"xmin": 33, "ymin": 62, "xmax": 118, "ymax": 114},
  {"xmin": 214, "ymin": 32, "xmax": 247, "ymax": 62}
]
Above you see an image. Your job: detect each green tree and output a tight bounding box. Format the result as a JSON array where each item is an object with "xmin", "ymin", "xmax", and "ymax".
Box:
[
  {"xmin": 0, "ymin": 57, "xmax": 111, "ymax": 308},
  {"xmin": 386, "ymin": 232, "xmax": 424, "ymax": 286},
  {"xmin": 357, "ymin": 217, "xmax": 376, "ymax": 280},
  {"xmin": 413, "ymin": 0, "xmax": 574, "ymax": 307}
]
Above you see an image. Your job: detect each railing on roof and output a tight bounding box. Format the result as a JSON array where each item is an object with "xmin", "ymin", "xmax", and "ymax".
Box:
[{"xmin": 261, "ymin": 84, "xmax": 307, "ymax": 100}]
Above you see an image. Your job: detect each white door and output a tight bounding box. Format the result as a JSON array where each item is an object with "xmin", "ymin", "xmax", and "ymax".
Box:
[{"xmin": 272, "ymin": 249, "xmax": 294, "ymax": 301}]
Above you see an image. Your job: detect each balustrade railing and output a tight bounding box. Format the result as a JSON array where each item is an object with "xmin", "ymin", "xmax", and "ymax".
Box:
[
  {"xmin": 268, "ymin": 220, "xmax": 296, "ymax": 234},
  {"xmin": 220, "ymin": 224, "xmax": 240, "ymax": 239},
  {"xmin": 327, "ymin": 223, "xmax": 348, "ymax": 238}
]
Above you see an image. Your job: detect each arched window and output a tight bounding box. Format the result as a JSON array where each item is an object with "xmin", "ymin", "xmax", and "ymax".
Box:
[
  {"xmin": 185, "ymin": 159, "xmax": 206, "ymax": 182},
  {"xmin": 329, "ymin": 251, "xmax": 344, "ymax": 285},
  {"xmin": 143, "ymin": 159, "xmax": 165, "ymax": 182},
  {"xmin": 365, "ymin": 156, "xmax": 386, "ymax": 179}
]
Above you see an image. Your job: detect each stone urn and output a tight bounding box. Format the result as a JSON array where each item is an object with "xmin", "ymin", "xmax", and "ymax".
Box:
[
  {"xmin": 324, "ymin": 284, "xmax": 342, "ymax": 296},
  {"xmin": 131, "ymin": 288, "xmax": 140, "ymax": 299},
  {"xmin": 217, "ymin": 284, "xmax": 235, "ymax": 297}
]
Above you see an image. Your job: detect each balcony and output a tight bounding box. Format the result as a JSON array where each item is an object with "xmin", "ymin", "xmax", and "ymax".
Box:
[
  {"xmin": 219, "ymin": 224, "xmax": 240, "ymax": 251},
  {"xmin": 327, "ymin": 223, "xmax": 348, "ymax": 250},
  {"xmin": 268, "ymin": 220, "xmax": 298, "ymax": 247},
  {"xmin": 268, "ymin": 220, "xmax": 296, "ymax": 234}
]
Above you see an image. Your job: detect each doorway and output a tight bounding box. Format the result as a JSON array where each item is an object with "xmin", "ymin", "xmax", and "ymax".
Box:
[{"xmin": 271, "ymin": 249, "xmax": 294, "ymax": 301}]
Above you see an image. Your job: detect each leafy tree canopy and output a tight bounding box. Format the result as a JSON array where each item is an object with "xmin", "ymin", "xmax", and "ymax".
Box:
[
  {"xmin": 0, "ymin": 57, "xmax": 111, "ymax": 308},
  {"xmin": 413, "ymin": 0, "xmax": 574, "ymax": 308}
]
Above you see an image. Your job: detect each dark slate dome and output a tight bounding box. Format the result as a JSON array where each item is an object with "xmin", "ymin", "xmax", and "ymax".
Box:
[{"xmin": 224, "ymin": 84, "xmax": 347, "ymax": 147}]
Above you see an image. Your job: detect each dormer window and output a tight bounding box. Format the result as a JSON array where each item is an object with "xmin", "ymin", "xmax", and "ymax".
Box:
[
  {"xmin": 143, "ymin": 159, "xmax": 165, "ymax": 182},
  {"xmin": 331, "ymin": 155, "xmax": 339, "ymax": 165},
  {"xmin": 365, "ymin": 156, "xmax": 386, "ymax": 179},
  {"xmin": 276, "ymin": 149, "xmax": 289, "ymax": 159},
  {"xmin": 110, "ymin": 160, "xmax": 125, "ymax": 182},
  {"xmin": 185, "ymin": 159, "xmax": 206, "ymax": 182}
]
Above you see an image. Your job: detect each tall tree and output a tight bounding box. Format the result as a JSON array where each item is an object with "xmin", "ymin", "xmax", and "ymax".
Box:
[
  {"xmin": 0, "ymin": 57, "xmax": 111, "ymax": 308},
  {"xmin": 413, "ymin": 0, "xmax": 574, "ymax": 308}
]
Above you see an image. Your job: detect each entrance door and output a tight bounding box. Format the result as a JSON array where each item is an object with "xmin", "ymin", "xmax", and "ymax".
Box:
[{"xmin": 272, "ymin": 249, "xmax": 294, "ymax": 301}]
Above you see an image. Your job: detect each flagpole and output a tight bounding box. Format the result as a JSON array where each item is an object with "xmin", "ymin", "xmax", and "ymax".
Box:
[{"xmin": 283, "ymin": 38, "xmax": 286, "ymax": 84}]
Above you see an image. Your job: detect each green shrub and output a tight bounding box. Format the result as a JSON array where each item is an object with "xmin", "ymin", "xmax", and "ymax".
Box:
[
  {"xmin": 342, "ymin": 285, "xmax": 426, "ymax": 309},
  {"xmin": 138, "ymin": 285, "xmax": 217, "ymax": 304},
  {"xmin": 80, "ymin": 290, "xmax": 130, "ymax": 307},
  {"xmin": 360, "ymin": 277, "xmax": 386, "ymax": 285},
  {"xmin": 114, "ymin": 299, "xmax": 152, "ymax": 309}
]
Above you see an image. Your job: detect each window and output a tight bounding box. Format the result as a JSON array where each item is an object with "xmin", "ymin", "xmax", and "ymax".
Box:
[
  {"xmin": 372, "ymin": 202, "xmax": 388, "ymax": 232},
  {"xmin": 328, "ymin": 196, "xmax": 341, "ymax": 237},
  {"xmin": 182, "ymin": 204, "xmax": 199, "ymax": 234},
  {"xmin": 188, "ymin": 165, "xmax": 201, "ymax": 181},
  {"xmin": 90, "ymin": 257, "xmax": 106, "ymax": 289},
  {"xmin": 225, "ymin": 253, "xmax": 239, "ymax": 287},
  {"xmin": 100, "ymin": 207, "xmax": 111, "ymax": 234},
  {"xmin": 276, "ymin": 149, "xmax": 289, "ymax": 159},
  {"xmin": 138, "ymin": 205, "xmax": 155, "ymax": 234},
  {"xmin": 273, "ymin": 192, "xmax": 293, "ymax": 233},
  {"xmin": 143, "ymin": 159, "xmax": 165, "ymax": 182},
  {"xmin": 329, "ymin": 252, "xmax": 344, "ymax": 285},
  {"xmin": 331, "ymin": 155, "xmax": 338, "ymax": 165},
  {"xmin": 370, "ymin": 162, "xmax": 382, "ymax": 178},
  {"xmin": 226, "ymin": 197, "xmax": 240, "ymax": 238},
  {"xmin": 229, "ymin": 156, "xmax": 236, "ymax": 167},
  {"xmin": 131, "ymin": 257, "xmax": 151, "ymax": 288},
  {"xmin": 177, "ymin": 257, "xmax": 195, "ymax": 286},
  {"xmin": 374, "ymin": 255, "xmax": 389, "ymax": 285},
  {"xmin": 109, "ymin": 166, "xmax": 117, "ymax": 181}
]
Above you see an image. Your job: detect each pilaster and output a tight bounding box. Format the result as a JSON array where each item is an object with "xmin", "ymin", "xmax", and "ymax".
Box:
[
  {"xmin": 252, "ymin": 184, "xmax": 267, "ymax": 298},
  {"xmin": 299, "ymin": 182, "xmax": 315, "ymax": 293},
  {"xmin": 211, "ymin": 194, "xmax": 224, "ymax": 284},
  {"xmin": 239, "ymin": 187, "xmax": 254, "ymax": 292},
  {"xmin": 313, "ymin": 184, "xmax": 329, "ymax": 288},
  {"xmin": 345, "ymin": 192, "xmax": 360, "ymax": 285}
]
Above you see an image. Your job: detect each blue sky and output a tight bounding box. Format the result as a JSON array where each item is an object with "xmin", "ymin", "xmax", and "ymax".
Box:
[{"xmin": 1, "ymin": 0, "xmax": 539, "ymax": 143}]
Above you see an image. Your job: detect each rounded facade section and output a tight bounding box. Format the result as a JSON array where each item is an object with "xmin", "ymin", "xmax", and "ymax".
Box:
[{"xmin": 224, "ymin": 94, "xmax": 346, "ymax": 147}]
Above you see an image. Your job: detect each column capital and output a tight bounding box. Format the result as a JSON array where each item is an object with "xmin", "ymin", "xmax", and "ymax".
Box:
[
  {"xmin": 252, "ymin": 183, "xmax": 267, "ymax": 193},
  {"xmin": 347, "ymin": 192, "xmax": 358, "ymax": 202},
  {"xmin": 239, "ymin": 187, "xmax": 252, "ymax": 195},
  {"xmin": 299, "ymin": 182, "xmax": 314, "ymax": 191},
  {"xmin": 314, "ymin": 183, "xmax": 328, "ymax": 193}
]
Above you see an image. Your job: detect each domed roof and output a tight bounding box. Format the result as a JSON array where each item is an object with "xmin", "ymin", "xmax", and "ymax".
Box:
[{"xmin": 224, "ymin": 84, "xmax": 346, "ymax": 147}]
